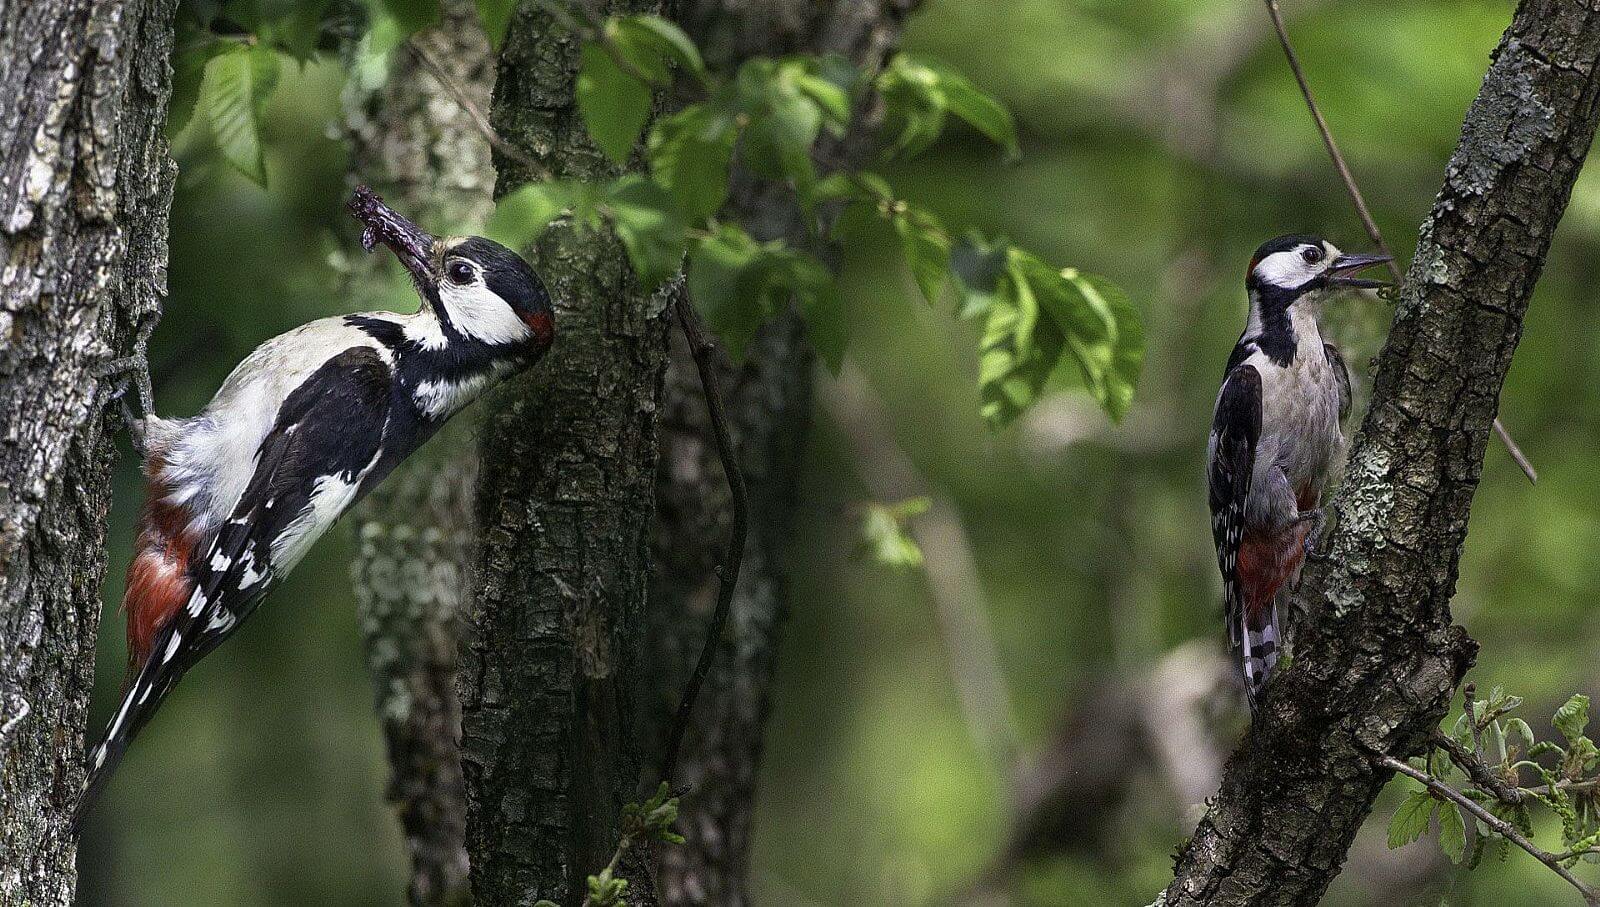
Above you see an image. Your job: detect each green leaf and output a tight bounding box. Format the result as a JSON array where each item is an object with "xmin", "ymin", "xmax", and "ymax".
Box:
[
  {"xmin": 368, "ymin": 0, "xmax": 440, "ymax": 36},
  {"xmin": 859, "ymin": 498, "xmax": 931, "ymax": 570},
  {"xmin": 169, "ymin": 30, "xmax": 225, "ymax": 137},
  {"xmin": 605, "ymin": 176, "xmax": 687, "ymax": 289},
  {"xmin": 474, "ymin": 0, "xmax": 515, "ymax": 48},
  {"xmin": 801, "ymin": 281, "xmax": 847, "ymax": 374},
  {"xmin": 202, "ymin": 44, "xmax": 281, "ymax": 187},
  {"xmin": 690, "ymin": 225, "xmax": 767, "ymax": 360},
  {"xmin": 648, "ymin": 103, "xmax": 735, "ymax": 223},
  {"xmin": 612, "ymin": 15, "xmax": 705, "ymax": 83},
  {"xmin": 1437, "ymin": 802, "xmax": 1467, "ymax": 863},
  {"xmin": 483, "ymin": 182, "xmax": 579, "ymax": 249},
  {"xmin": 1557, "ymin": 695, "xmax": 1591, "ymax": 744},
  {"xmin": 892, "ymin": 206, "xmax": 952, "ymax": 305},
  {"xmin": 1388, "ymin": 790, "xmax": 1435, "ymax": 849},
  {"xmin": 877, "ymin": 54, "xmax": 947, "ymax": 159},
  {"xmin": 976, "ymin": 265, "xmax": 1063, "ymax": 429},
  {"xmin": 916, "ymin": 55, "xmax": 1019, "ymax": 160},
  {"xmin": 742, "ymin": 86, "xmax": 821, "ymax": 193},
  {"xmin": 577, "ymin": 41, "xmax": 653, "ymax": 164}
]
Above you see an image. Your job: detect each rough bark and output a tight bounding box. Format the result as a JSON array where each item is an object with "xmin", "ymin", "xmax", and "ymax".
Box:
[
  {"xmin": 456, "ymin": 2, "xmax": 672, "ymax": 903},
  {"xmin": 644, "ymin": 4, "xmax": 917, "ymax": 905},
  {"xmin": 1160, "ymin": 2, "xmax": 1600, "ymax": 903},
  {"xmin": 0, "ymin": 0, "xmax": 175, "ymax": 902},
  {"xmin": 342, "ymin": 2, "xmax": 494, "ymax": 901}
]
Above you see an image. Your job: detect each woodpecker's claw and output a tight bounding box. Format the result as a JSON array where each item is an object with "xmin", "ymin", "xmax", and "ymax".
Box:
[{"xmin": 95, "ymin": 351, "xmax": 154, "ymax": 455}]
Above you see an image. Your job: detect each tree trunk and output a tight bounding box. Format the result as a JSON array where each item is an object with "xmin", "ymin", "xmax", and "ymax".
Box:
[
  {"xmin": 1160, "ymin": 2, "xmax": 1600, "ymax": 903},
  {"xmin": 0, "ymin": 0, "xmax": 175, "ymax": 903},
  {"xmin": 342, "ymin": 2, "xmax": 494, "ymax": 902},
  {"xmin": 644, "ymin": 4, "xmax": 917, "ymax": 905},
  {"xmin": 457, "ymin": 2, "xmax": 672, "ymax": 903}
]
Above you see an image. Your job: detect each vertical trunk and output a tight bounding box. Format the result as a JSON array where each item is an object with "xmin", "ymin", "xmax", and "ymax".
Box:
[
  {"xmin": 0, "ymin": 0, "xmax": 176, "ymax": 903},
  {"xmin": 342, "ymin": 2, "xmax": 494, "ymax": 902},
  {"xmin": 458, "ymin": 2, "xmax": 671, "ymax": 903},
  {"xmin": 646, "ymin": 4, "xmax": 917, "ymax": 904}
]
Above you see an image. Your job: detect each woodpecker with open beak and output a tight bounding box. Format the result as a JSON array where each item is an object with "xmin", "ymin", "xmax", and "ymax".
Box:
[
  {"xmin": 1207, "ymin": 234, "xmax": 1389, "ymax": 713},
  {"xmin": 75, "ymin": 187, "xmax": 555, "ymax": 827}
]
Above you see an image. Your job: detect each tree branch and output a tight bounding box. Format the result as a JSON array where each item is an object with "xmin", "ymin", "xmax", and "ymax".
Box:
[
  {"xmin": 660, "ymin": 296, "xmax": 750, "ymax": 783},
  {"xmin": 1264, "ymin": 0, "xmax": 1538, "ymax": 484},
  {"xmin": 1378, "ymin": 755, "xmax": 1600, "ymax": 905},
  {"xmin": 1161, "ymin": 2, "xmax": 1600, "ymax": 902}
]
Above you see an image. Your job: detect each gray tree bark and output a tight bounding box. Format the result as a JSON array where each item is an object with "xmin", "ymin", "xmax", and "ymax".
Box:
[
  {"xmin": 0, "ymin": 0, "xmax": 176, "ymax": 903},
  {"xmin": 643, "ymin": 4, "xmax": 917, "ymax": 905},
  {"xmin": 342, "ymin": 2, "xmax": 494, "ymax": 902},
  {"xmin": 457, "ymin": 2, "xmax": 673, "ymax": 903},
  {"xmin": 1160, "ymin": 2, "xmax": 1600, "ymax": 903}
]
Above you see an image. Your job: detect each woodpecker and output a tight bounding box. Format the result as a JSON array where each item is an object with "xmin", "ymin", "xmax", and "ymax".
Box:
[
  {"xmin": 75, "ymin": 187, "xmax": 555, "ymax": 827},
  {"xmin": 1207, "ymin": 234, "xmax": 1387, "ymax": 712}
]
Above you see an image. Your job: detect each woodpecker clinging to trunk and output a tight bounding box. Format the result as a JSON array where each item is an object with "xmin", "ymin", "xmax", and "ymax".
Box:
[
  {"xmin": 1207, "ymin": 234, "xmax": 1388, "ymax": 713},
  {"xmin": 75, "ymin": 187, "xmax": 555, "ymax": 828}
]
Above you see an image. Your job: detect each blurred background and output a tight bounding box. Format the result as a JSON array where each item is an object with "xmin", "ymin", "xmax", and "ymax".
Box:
[{"xmin": 76, "ymin": 0, "xmax": 1600, "ymax": 904}]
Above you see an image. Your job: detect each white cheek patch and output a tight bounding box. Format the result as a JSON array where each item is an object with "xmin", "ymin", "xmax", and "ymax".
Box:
[
  {"xmin": 438, "ymin": 280, "xmax": 532, "ymax": 345},
  {"xmin": 1255, "ymin": 250, "xmax": 1319, "ymax": 289}
]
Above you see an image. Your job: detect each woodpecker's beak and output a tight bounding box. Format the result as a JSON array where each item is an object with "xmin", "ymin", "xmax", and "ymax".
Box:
[
  {"xmin": 348, "ymin": 186, "xmax": 437, "ymax": 285},
  {"xmin": 1326, "ymin": 252, "xmax": 1392, "ymax": 289}
]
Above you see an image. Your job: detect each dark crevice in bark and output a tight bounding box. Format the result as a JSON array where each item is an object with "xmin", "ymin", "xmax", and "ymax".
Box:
[
  {"xmin": 1161, "ymin": 3, "xmax": 1600, "ymax": 903},
  {"xmin": 0, "ymin": 0, "xmax": 177, "ymax": 903}
]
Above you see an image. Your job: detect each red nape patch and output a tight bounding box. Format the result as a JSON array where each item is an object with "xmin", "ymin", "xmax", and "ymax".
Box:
[{"xmin": 521, "ymin": 310, "xmax": 554, "ymax": 349}]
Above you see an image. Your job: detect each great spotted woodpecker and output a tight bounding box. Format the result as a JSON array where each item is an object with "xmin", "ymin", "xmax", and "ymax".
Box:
[
  {"xmin": 1207, "ymin": 234, "xmax": 1388, "ymax": 712},
  {"xmin": 76, "ymin": 187, "xmax": 554, "ymax": 826}
]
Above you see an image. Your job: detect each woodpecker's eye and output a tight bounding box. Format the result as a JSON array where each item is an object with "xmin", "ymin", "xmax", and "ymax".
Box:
[
  {"xmin": 446, "ymin": 260, "xmax": 476, "ymax": 285},
  {"xmin": 1301, "ymin": 246, "xmax": 1324, "ymax": 264}
]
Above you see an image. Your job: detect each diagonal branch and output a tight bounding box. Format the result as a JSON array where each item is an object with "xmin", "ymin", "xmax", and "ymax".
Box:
[
  {"xmin": 1264, "ymin": 0, "xmax": 1538, "ymax": 484},
  {"xmin": 1161, "ymin": 2, "xmax": 1600, "ymax": 902},
  {"xmin": 1379, "ymin": 755, "xmax": 1600, "ymax": 905}
]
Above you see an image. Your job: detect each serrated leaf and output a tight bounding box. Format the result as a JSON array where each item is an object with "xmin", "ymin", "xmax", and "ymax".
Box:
[
  {"xmin": 893, "ymin": 207, "xmax": 951, "ymax": 305},
  {"xmin": 1438, "ymin": 802, "xmax": 1467, "ymax": 863},
  {"xmin": 483, "ymin": 182, "xmax": 579, "ymax": 249},
  {"xmin": 577, "ymin": 41, "xmax": 653, "ymax": 164},
  {"xmin": 791, "ymin": 69, "xmax": 850, "ymax": 133},
  {"xmin": 1388, "ymin": 790, "xmax": 1435, "ymax": 849},
  {"xmin": 877, "ymin": 54, "xmax": 947, "ymax": 159},
  {"xmin": 613, "ymin": 15, "xmax": 704, "ymax": 83},
  {"xmin": 169, "ymin": 29, "xmax": 224, "ymax": 137},
  {"xmin": 474, "ymin": 0, "xmax": 514, "ymax": 48},
  {"xmin": 977, "ymin": 266, "xmax": 1063, "ymax": 429},
  {"xmin": 605, "ymin": 175, "xmax": 687, "ymax": 289},
  {"xmin": 1557, "ymin": 695, "xmax": 1591, "ymax": 744},
  {"xmin": 648, "ymin": 103, "xmax": 735, "ymax": 222},
  {"xmin": 202, "ymin": 44, "xmax": 281, "ymax": 187},
  {"xmin": 859, "ymin": 500, "xmax": 927, "ymax": 570}
]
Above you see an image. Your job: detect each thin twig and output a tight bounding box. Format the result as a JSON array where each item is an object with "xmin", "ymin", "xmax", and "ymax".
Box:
[
  {"xmin": 1379, "ymin": 755, "xmax": 1600, "ymax": 905},
  {"xmin": 661, "ymin": 294, "xmax": 749, "ymax": 782},
  {"xmin": 1433, "ymin": 730, "xmax": 1524, "ymax": 806},
  {"xmin": 1263, "ymin": 0, "xmax": 1537, "ymax": 484},
  {"xmin": 404, "ymin": 37, "xmax": 545, "ymax": 175}
]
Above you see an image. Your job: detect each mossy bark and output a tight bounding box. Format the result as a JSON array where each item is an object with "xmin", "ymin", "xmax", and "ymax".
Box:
[
  {"xmin": 0, "ymin": 0, "xmax": 176, "ymax": 903},
  {"xmin": 1160, "ymin": 2, "xmax": 1600, "ymax": 903}
]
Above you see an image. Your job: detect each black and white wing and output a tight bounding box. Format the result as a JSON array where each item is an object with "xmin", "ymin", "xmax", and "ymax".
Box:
[
  {"xmin": 1207, "ymin": 361, "xmax": 1267, "ymax": 707},
  {"xmin": 1324, "ymin": 341, "xmax": 1352, "ymax": 423},
  {"xmin": 78, "ymin": 347, "xmax": 394, "ymax": 824}
]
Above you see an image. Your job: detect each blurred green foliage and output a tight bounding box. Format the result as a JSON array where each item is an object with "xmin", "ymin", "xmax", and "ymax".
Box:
[{"xmin": 78, "ymin": 1, "xmax": 1600, "ymax": 905}]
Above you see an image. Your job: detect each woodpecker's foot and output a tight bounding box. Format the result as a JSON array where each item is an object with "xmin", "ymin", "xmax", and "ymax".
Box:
[{"xmin": 94, "ymin": 352, "xmax": 155, "ymax": 454}]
